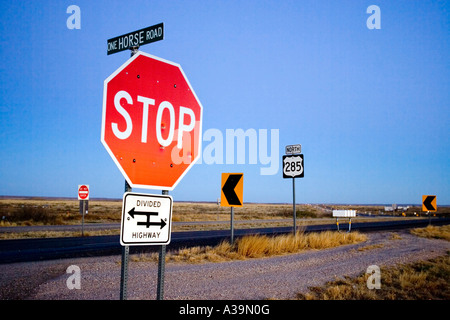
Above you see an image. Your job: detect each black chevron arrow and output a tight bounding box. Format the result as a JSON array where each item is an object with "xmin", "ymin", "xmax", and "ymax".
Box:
[
  {"xmin": 222, "ymin": 174, "xmax": 242, "ymax": 206},
  {"xmin": 423, "ymin": 196, "xmax": 436, "ymax": 211}
]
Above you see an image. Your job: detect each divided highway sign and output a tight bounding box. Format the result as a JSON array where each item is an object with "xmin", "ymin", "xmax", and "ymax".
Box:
[{"xmin": 120, "ymin": 192, "xmax": 173, "ymax": 246}]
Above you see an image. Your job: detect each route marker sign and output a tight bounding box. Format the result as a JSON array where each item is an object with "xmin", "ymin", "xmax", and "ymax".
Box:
[
  {"xmin": 282, "ymin": 154, "xmax": 304, "ymax": 178},
  {"xmin": 101, "ymin": 51, "xmax": 203, "ymax": 190},
  {"xmin": 120, "ymin": 192, "xmax": 173, "ymax": 246},
  {"xmin": 221, "ymin": 173, "xmax": 244, "ymax": 207},
  {"xmin": 422, "ymin": 195, "xmax": 437, "ymax": 212}
]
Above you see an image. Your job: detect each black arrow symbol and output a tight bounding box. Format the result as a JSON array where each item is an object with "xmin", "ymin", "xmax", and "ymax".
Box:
[
  {"xmin": 127, "ymin": 208, "xmax": 166, "ymax": 229},
  {"xmin": 222, "ymin": 174, "xmax": 243, "ymax": 206},
  {"xmin": 128, "ymin": 207, "xmax": 158, "ymax": 218},
  {"xmin": 423, "ymin": 196, "xmax": 436, "ymax": 211},
  {"xmin": 137, "ymin": 218, "xmax": 167, "ymax": 229}
]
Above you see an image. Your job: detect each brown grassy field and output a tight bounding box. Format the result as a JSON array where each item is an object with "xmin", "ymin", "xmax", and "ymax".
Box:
[
  {"xmin": 0, "ymin": 198, "xmax": 335, "ymax": 227},
  {"xmin": 0, "ymin": 197, "xmax": 448, "ymax": 240},
  {"xmin": 0, "ymin": 198, "xmax": 122, "ymax": 226},
  {"xmin": 3, "ymin": 197, "xmax": 447, "ymax": 227}
]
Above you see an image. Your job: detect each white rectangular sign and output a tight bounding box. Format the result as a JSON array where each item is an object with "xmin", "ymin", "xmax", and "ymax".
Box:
[
  {"xmin": 120, "ymin": 192, "xmax": 173, "ymax": 246},
  {"xmin": 332, "ymin": 210, "xmax": 356, "ymax": 217},
  {"xmin": 285, "ymin": 144, "xmax": 301, "ymax": 155}
]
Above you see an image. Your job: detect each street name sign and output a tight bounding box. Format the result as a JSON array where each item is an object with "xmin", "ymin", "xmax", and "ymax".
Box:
[
  {"xmin": 120, "ymin": 192, "xmax": 173, "ymax": 246},
  {"xmin": 221, "ymin": 173, "xmax": 244, "ymax": 207},
  {"xmin": 101, "ymin": 51, "xmax": 203, "ymax": 190},
  {"xmin": 107, "ymin": 23, "xmax": 164, "ymax": 55},
  {"xmin": 282, "ymin": 154, "xmax": 304, "ymax": 178}
]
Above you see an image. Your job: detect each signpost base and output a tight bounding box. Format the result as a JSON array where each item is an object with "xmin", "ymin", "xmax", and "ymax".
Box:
[
  {"xmin": 336, "ymin": 218, "xmax": 353, "ymax": 233},
  {"xmin": 230, "ymin": 207, "xmax": 234, "ymax": 244},
  {"xmin": 120, "ymin": 180, "xmax": 132, "ymax": 300},
  {"xmin": 292, "ymin": 177, "xmax": 296, "ymax": 234},
  {"xmin": 157, "ymin": 244, "xmax": 166, "ymax": 300},
  {"xmin": 81, "ymin": 200, "xmax": 85, "ymax": 237},
  {"xmin": 120, "ymin": 245, "xmax": 129, "ymax": 300},
  {"xmin": 157, "ymin": 189, "xmax": 169, "ymax": 300}
]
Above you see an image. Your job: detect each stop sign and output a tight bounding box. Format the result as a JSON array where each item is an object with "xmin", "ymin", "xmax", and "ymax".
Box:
[{"xmin": 101, "ymin": 51, "xmax": 203, "ymax": 190}]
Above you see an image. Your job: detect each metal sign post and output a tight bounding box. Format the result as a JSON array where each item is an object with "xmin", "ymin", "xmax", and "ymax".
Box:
[
  {"xmin": 119, "ymin": 47, "xmax": 139, "ymax": 301},
  {"xmin": 220, "ymin": 173, "xmax": 244, "ymax": 245},
  {"xmin": 81, "ymin": 200, "xmax": 85, "ymax": 236},
  {"xmin": 292, "ymin": 178, "xmax": 296, "ymax": 233},
  {"xmin": 120, "ymin": 180, "xmax": 132, "ymax": 300},
  {"xmin": 157, "ymin": 190, "xmax": 169, "ymax": 300},
  {"xmin": 282, "ymin": 146, "xmax": 304, "ymax": 234},
  {"xmin": 230, "ymin": 207, "xmax": 235, "ymax": 244}
]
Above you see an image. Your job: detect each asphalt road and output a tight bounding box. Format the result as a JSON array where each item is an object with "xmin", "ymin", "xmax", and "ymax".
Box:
[
  {"xmin": 1, "ymin": 218, "xmax": 448, "ymax": 264},
  {"xmin": 0, "ymin": 218, "xmax": 313, "ymax": 233}
]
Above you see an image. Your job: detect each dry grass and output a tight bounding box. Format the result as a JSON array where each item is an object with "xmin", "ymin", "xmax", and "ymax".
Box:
[
  {"xmin": 0, "ymin": 199, "xmax": 325, "ymax": 226},
  {"xmin": 410, "ymin": 224, "xmax": 450, "ymax": 241},
  {"xmin": 0, "ymin": 198, "xmax": 123, "ymax": 226},
  {"xmin": 299, "ymin": 225, "xmax": 450, "ymax": 300},
  {"xmin": 296, "ymin": 253, "xmax": 450, "ymax": 300},
  {"xmin": 390, "ymin": 232, "xmax": 402, "ymax": 240},
  {"xmin": 353, "ymin": 243, "xmax": 385, "ymax": 252},
  {"xmin": 132, "ymin": 231, "xmax": 367, "ymax": 263}
]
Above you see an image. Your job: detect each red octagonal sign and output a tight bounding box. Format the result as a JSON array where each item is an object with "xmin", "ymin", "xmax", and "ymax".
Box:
[{"xmin": 101, "ymin": 52, "xmax": 203, "ymax": 190}]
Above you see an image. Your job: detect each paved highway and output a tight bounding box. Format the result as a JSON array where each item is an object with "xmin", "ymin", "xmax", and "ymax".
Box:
[
  {"xmin": 0, "ymin": 218, "xmax": 317, "ymax": 233},
  {"xmin": 0, "ymin": 218, "xmax": 449, "ymax": 264}
]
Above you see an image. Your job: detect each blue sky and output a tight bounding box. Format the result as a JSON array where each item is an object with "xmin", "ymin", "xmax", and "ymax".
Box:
[{"xmin": 0, "ymin": 0, "xmax": 448, "ymax": 205}]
